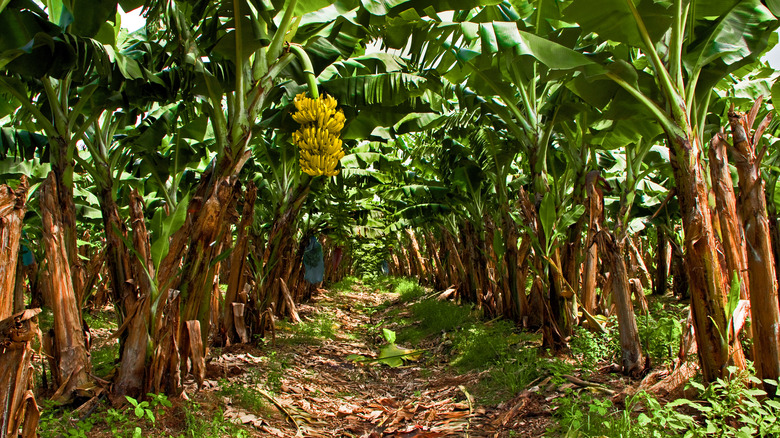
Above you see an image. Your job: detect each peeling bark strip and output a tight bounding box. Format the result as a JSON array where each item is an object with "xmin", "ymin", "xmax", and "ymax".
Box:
[
  {"xmin": 0, "ymin": 309, "xmax": 40, "ymax": 438},
  {"xmin": 40, "ymin": 173, "xmax": 91, "ymax": 398},
  {"xmin": 582, "ymin": 171, "xmax": 602, "ymax": 315},
  {"xmin": 729, "ymin": 101, "xmax": 780, "ymax": 393},
  {"xmin": 667, "ymin": 130, "xmax": 733, "ymax": 382},
  {"xmin": 598, "ymin": 233, "xmax": 644, "ymax": 377},
  {"xmin": 223, "ymin": 183, "xmax": 257, "ymax": 344},
  {"xmin": 709, "ymin": 132, "xmax": 749, "ymax": 300},
  {"xmin": 0, "ymin": 177, "xmax": 28, "ymax": 321}
]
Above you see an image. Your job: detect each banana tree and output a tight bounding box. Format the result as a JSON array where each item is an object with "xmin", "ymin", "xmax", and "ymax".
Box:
[
  {"xmin": 564, "ymin": 0, "xmax": 777, "ymax": 383},
  {"xmin": 0, "ymin": 0, "xmax": 147, "ymax": 399},
  {"xmin": 376, "ymin": 2, "xmax": 609, "ymax": 344}
]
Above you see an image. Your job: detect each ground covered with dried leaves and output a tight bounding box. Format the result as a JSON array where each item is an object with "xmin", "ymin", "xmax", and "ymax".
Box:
[{"xmin": 39, "ymin": 278, "xmax": 638, "ymax": 437}]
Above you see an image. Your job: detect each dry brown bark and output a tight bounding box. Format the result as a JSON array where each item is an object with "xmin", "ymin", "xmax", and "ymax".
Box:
[
  {"xmin": 667, "ymin": 127, "xmax": 734, "ymax": 382},
  {"xmin": 442, "ymin": 228, "xmax": 467, "ymax": 292},
  {"xmin": 0, "ymin": 309, "xmax": 40, "ymax": 438},
  {"xmin": 628, "ymin": 238, "xmax": 653, "ymax": 292},
  {"xmin": 424, "ymin": 231, "xmax": 446, "ymax": 290},
  {"xmin": 222, "ymin": 183, "xmax": 257, "ymax": 344},
  {"xmin": 598, "ymin": 233, "xmax": 645, "ymax": 377},
  {"xmin": 406, "ymin": 229, "xmax": 429, "ymax": 284},
  {"xmin": 40, "ymin": 172, "xmax": 91, "ymax": 399},
  {"xmin": 0, "ymin": 177, "xmax": 28, "ymax": 320},
  {"xmin": 653, "ymin": 227, "xmax": 668, "ymax": 296},
  {"xmin": 709, "ymin": 132, "xmax": 750, "ymax": 299},
  {"xmin": 729, "ymin": 101, "xmax": 780, "ymax": 393},
  {"xmin": 582, "ymin": 172, "xmax": 602, "ymax": 315}
]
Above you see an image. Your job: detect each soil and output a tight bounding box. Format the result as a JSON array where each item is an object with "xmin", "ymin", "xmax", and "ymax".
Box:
[{"xmin": 67, "ymin": 281, "xmax": 638, "ymax": 437}]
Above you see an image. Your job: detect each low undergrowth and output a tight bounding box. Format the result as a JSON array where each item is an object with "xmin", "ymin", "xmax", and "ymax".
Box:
[
  {"xmin": 549, "ymin": 367, "xmax": 780, "ymax": 438},
  {"xmin": 393, "ymin": 282, "xmax": 575, "ymax": 404}
]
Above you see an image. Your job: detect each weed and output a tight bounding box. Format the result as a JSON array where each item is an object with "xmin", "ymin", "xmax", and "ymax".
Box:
[
  {"xmin": 125, "ymin": 395, "xmax": 156, "ymax": 425},
  {"xmin": 637, "ymin": 302, "xmax": 684, "ymax": 365},
  {"xmin": 395, "ymin": 278, "xmax": 426, "ymax": 301},
  {"xmin": 478, "ymin": 349, "xmax": 574, "ymax": 404},
  {"xmin": 39, "ymin": 400, "xmax": 96, "ymax": 438},
  {"xmin": 83, "ymin": 310, "xmax": 117, "ymax": 331},
  {"xmin": 277, "ymin": 312, "xmax": 336, "ymax": 345},
  {"xmin": 265, "ymin": 351, "xmax": 290, "ymax": 393},
  {"xmin": 91, "ymin": 342, "xmax": 119, "ymax": 378},
  {"xmin": 411, "ymin": 300, "xmax": 473, "ymax": 333},
  {"xmin": 330, "ymin": 276, "xmax": 361, "ymax": 291},
  {"xmin": 182, "ymin": 401, "xmax": 249, "ymax": 438},
  {"xmin": 548, "ymin": 366, "xmax": 780, "ymax": 437},
  {"xmin": 217, "ymin": 379, "xmax": 267, "ymax": 412},
  {"xmin": 570, "ymin": 322, "xmax": 619, "ymax": 370},
  {"xmin": 451, "ymin": 320, "xmax": 518, "ymax": 370}
]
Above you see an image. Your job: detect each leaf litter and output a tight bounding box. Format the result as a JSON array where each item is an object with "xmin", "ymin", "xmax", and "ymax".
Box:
[{"xmin": 152, "ymin": 281, "xmax": 632, "ymax": 437}]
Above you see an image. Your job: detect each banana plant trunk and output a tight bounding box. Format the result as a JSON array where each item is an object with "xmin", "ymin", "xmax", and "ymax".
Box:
[
  {"xmin": 222, "ymin": 183, "xmax": 257, "ymax": 344},
  {"xmin": 424, "ymin": 231, "xmax": 446, "ymax": 290},
  {"xmin": 405, "ymin": 229, "xmax": 429, "ymax": 285},
  {"xmin": 667, "ymin": 130, "xmax": 731, "ymax": 382},
  {"xmin": 708, "ymin": 132, "xmax": 749, "ymax": 299},
  {"xmin": 728, "ymin": 105, "xmax": 780, "ymax": 393},
  {"xmin": 0, "ymin": 177, "xmax": 28, "ymax": 321},
  {"xmin": 0, "ymin": 309, "xmax": 40, "ymax": 438},
  {"xmin": 501, "ymin": 212, "xmax": 524, "ymax": 320},
  {"xmin": 442, "ymin": 228, "xmax": 468, "ymax": 294},
  {"xmin": 96, "ymin": 183, "xmax": 148, "ymax": 399},
  {"xmin": 50, "ymin": 137, "xmax": 85, "ymax": 308},
  {"xmin": 598, "ymin": 232, "xmax": 645, "ymax": 376},
  {"xmin": 40, "ymin": 172, "xmax": 91, "ymax": 399},
  {"xmin": 582, "ymin": 171, "xmax": 603, "ymax": 315},
  {"xmin": 179, "ymin": 176, "xmax": 240, "ymax": 342},
  {"xmin": 258, "ymin": 182, "xmax": 311, "ymax": 318}
]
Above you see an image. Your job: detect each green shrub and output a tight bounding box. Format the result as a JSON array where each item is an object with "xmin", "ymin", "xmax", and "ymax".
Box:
[
  {"xmin": 570, "ymin": 322, "xmax": 619, "ymax": 369},
  {"xmin": 549, "ymin": 366, "xmax": 780, "ymax": 437}
]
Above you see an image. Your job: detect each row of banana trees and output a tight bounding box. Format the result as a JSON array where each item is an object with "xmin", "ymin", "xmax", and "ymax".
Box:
[
  {"xmin": 2, "ymin": 0, "xmax": 780, "ymax": 435},
  {"xmin": 0, "ymin": 0, "xmax": 446, "ymax": 429},
  {"xmin": 336, "ymin": 0, "xmax": 780, "ymax": 393}
]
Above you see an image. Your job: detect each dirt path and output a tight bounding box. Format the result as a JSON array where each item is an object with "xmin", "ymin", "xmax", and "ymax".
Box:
[{"xmin": 195, "ymin": 281, "xmax": 554, "ymax": 437}]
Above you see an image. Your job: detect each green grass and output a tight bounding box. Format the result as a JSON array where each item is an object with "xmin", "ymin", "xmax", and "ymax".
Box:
[
  {"xmin": 83, "ymin": 310, "xmax": 117, "ymax": 331},
  {"xmin": 329, "ymin": 276, "xmax": 361, "ymax": 291},
  {"xmin": 216, "ymin": 379, "xmax": 268, "ymax": 413},
  {"xmin": 277, "ymin": 312, "xmax": 337, "ymax": 345},
  {"xmin": 394, "ymin": 278, "xmax": 426, "ymax": 301},
  {"xmin": 91, "ymin": 342, "xmax": 119, "ymax": 378}
]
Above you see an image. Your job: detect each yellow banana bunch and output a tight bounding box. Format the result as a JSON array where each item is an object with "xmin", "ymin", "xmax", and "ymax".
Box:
[{"xmin": 292, "ymin": 92, "xmax": 346, "ymax": 177}]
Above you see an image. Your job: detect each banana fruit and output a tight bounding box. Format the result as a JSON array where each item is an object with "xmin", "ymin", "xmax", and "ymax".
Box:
[{"xmin": 292, "ymin": 93, "xmax": 346, "ymax": 176}]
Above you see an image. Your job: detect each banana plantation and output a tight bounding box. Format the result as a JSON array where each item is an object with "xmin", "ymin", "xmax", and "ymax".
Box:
[{"xmin": 3, "ymin": 0, "xmax": 780, "ymax": 436}]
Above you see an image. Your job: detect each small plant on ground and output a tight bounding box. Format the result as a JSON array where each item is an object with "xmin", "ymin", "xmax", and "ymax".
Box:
[
  {"xmin": 181, "ymin": 401, "xmax": 250, "ymax": 438},
  {"xmin": 548, "ymin": 366, "xmax": 780, "ymax": 437},
  {"xmin": 217, "ymin": 378, "xmax": 268, "ymax": 412},
  {"xmin": 570, "ymin": 321, "xmax": 619, "ymax": 370},
  {"xmin": 395, "ymin": 278, "xmax": 426, "ymax": 301},
  {"xmin": 278, "ymin": 312, "xmax": 337, "ymax": 345}
]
